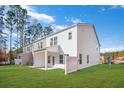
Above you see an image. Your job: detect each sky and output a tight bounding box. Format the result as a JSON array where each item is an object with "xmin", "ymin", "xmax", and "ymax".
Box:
[{"xmin": 4, "ymin": 5, "xmax": 124, "ymax": 53}]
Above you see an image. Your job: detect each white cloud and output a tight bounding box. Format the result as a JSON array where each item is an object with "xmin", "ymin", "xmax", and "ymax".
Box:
[
  {"xmin": 71, "ymin": 18, "xmax": 82, "ymax": 24},
  {"xmin": 2, "ymin": 29, "xmax": 9, "ymax": 36},
  {"xmin": 120, "ymin": 5, "xmax": 124, "ymax": 8},
  {"xmin": 99, "ymin": 5, "xmax": 124, "ymax": 12},
  {"xmin": 12, "ymin": 33, "xmax": 17, "ymax": 37},
  {"xmin": 65, "ymin": 16, "xmax": 82, "ymax": 24},
  {"xmin": 101, "ymin": 45, "xmax": 124, "ymax": 53},
  {"xmin": 100, "ymin": 8, "xmax": 106, "ymax": 11},
  {"xmin": 21, "ymin": 5, "xmax": 55, "ymax": 23},
  {"xmin": 52, "ymin": 24, "xmax": 67, "ymax": 31},
  {"xmin": 21, "ymin": 5, "xmax": 36, "ymax": 12},
  {"xmin": 2, "ymin": 28, "xmax": 17, "ymax": 37},
  {"xmin": 28, "ymin": 11, "xmax": 55, "ymax": 23},
  {"xmin": 1, "ymin": 33, "xmax": 7, "ymax": 37},
  {"xmin": 111, "ymin": 5, "xmax": 124, "ymax": 9},
  {"xmin": 64, "ymin": 16, "xmax": 70, "ymax": 22}
]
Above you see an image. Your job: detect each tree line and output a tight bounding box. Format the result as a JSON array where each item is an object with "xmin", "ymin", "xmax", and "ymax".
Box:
[
  {"xmin": 0, "ymin": 5, "xmax": 53, "ymax": 63},
  {"xmin": 101, "ymin": 50, "xmax": 124, "ymax": 63}
]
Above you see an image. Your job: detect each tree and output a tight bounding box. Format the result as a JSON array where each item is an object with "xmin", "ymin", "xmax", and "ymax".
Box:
[
  {"xmin": 43, "ymin": 26, "xmax": 53, "ymax": 36},
  {"xmin": 25, "ymin": 26, "xmax": 32, "ymax": 44},
  {"xmin": 0, "ymin": 5, "xmax": 5, "ymax": 45},
  {"xmin": 26, "ymin": 22, "xmax": 43, "ymax": 43},
  {"xmin": 0, "ymin": 6, "xmax": 8, "ymax": 63},
  {"xmin": 18, "ymin": 8, "xmax": 28, "ymax": 53},
  {"xmin": 9, "ymin": 5, "xmax": 28, "ymax": 53},
  {"xmin": 37, "ymin": 23, "xmax": 43, "ymax": 38},
  {"xmin": 10, "ymin": 5, "xmax": 22, "ymax": 54},
  {"xmin": 5, "ymin": 10, "xmax": 16, "ymax": 64},
  {"xmin": 32, "ymin": 23, "xmax": 43, "ymax": 41},
  {"xmin": 9, "ymin": 6, "xmax": 28, "ymax": 53},
  {"xmin": 0, "ymin": 5, "xmax": 5, "ymax": 34},
  {"xmin": 27, "ymin": 24, "xmax": 53, "ymax": 42}
]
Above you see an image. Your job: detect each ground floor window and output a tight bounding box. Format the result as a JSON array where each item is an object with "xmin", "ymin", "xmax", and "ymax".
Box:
[
  {"xmin": 19, "ymin": 56, "xmax": 21, "ymax": 59},
  {"xmin": 79, "ymin": 54, "xmax": 82, "ymax": 64},
  {"xmin": 52, "ymin": 56, "xmax": 55, "ymax": 65},
  {"xmin": 48, "ymin": 56, "xmax": 51, "ymax": 64},
  {"xmin": 59, "ymin": 55, "xmax": 63, "ymax": 64},
  {"xmin": 87, "ymin": 55, "xmax": 89, "ymax": 64}
]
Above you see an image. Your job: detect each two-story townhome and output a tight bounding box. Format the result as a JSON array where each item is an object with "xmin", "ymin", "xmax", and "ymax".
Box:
[{"xmin": 21, "ymin": 23, "xmax": 100, "ymax": 74}]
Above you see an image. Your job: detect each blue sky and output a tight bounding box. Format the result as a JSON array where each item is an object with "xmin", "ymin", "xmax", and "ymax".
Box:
[{"xmin": 10, "ymin": 5, "xmax": 124, "ymax": 52}]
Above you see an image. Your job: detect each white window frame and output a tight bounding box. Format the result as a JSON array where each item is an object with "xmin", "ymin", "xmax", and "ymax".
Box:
[
  {"xmin": 50, "ymin": 38, "xmax": 53, "ymax": 46},
  {"xmin": 68, "ymin": 32, "xmax": 72, "ymax": 40},
  {"xmin": 38, "ymin": 42, "xmax": 43, "ymax": 49},
  {"xmin": 27, "ymin": 46, "xmax": 30, "ymax": 51},
  {"xmin": 54, "ymin": 36, "xmax": 57, "ymax": 45}
]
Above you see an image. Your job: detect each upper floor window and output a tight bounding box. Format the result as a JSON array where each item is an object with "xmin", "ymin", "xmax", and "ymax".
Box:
[
  {"xmin": 54, "ymin": 36, "xmax": 57, "ymax": 45},
  {"xmin": 27, "ymin": 46, "xmax": 30, "ymax": 51},
  {"xmin": 96, "ymin": 47, "xmax": 99, "ymax": 51},
  {"xmin": 68, "ymin": 32, "xmax": 72, "ymax": 40},
  {"xmin": 50, "ymin": 38, "xmax": 53, "ymax": 46},
  {"xmin": 24, "ymin": 47, "xmax": 26, "ymax": 52},
  {"xmin": 32, "ymin": 45, "xmax": 34, "ymax": 50},
  {"xmin": 38, "ymin": 43, "xmax": 40, "ymax": 49},
  {"xmin": 38, "ymin": 42, "xmax": 43, "ymax": 49},
  {"xmin": 40, "ymin": 42, "xmax": 43, "ymax": 48}
]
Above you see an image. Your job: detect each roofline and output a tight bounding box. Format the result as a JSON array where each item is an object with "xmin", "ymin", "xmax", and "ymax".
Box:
[
  {"xmin": 92, "ymin": 25, "xmax": 101, "ymax": 47},
  {"xmin": 77, "ymin": 23, "xmax": 100, "ymax": 47},
  {"xmin": 24, "ymin": 23, "xmax": 100, "ymax": 47},
  {"xmin": 32, "ymin": 24, "xmax": 76, "ymax": 44},
  {"xmin": 24, "ymin": 23, "xmax": 77, "ymax": 47}
]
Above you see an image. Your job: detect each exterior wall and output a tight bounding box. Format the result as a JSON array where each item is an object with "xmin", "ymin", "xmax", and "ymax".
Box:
[
  {"xmin": 46, "ymin": 27, "xmax": 78, "ymax": 56},
  {"xmin": 24, "ymin": 26, "xmax": 78, "ymax": 57},
  {"xmin": 32, "ymin": 39, "xmax": 46, "ymax": 51},
  {"xmin": 33, "ymin": 51, "xmax": 45, "ymax": 67},
  {"xmin": 77, "ymin": 24, "xmax": 100, "ymax": 69},
  {"xmin": 23, "ymin": 44, "xmax": 32, "ymax": 53},
  {"xmin": 47, "ymin": 52, "xmax": 59, "ymax": 67},
  {"xmin": 33, "ymin": 51, "xmax": 59, "ymax": 67},
  {"xmin": 22, "ymin": 23, "xmax": 100, "ymax": 73},
  {"xmin": 17, "ymin": 53, "xmax": 23, "ymax": 59},
  {"xmin": 65, "ymin": 56, "xmax": 78, "ymax": 74},
  {"xmin": 21, "ymin": 52, "xmax": 33, "ymax": 65}
]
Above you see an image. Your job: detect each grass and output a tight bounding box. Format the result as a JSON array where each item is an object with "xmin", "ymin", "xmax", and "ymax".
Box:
[{"xmin": 0, "ymin": 64, "xmax": 124, "ymax": 88}]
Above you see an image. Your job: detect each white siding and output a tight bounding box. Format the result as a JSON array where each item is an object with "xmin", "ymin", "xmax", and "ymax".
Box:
[
  {"xmin": 33, "ymin": 51, "xmax": 45, "ymax": 67},
  {"xmin": 77, "ymin": 24, "xmax": 100, "ymax": 68},
  {"xmin": 46, "ymin": 27, "xmax": 78, "ymax": 56},
  {"xmin": 23, "ymin": 23, "xmax": 100, "ymax": 72},
  {"xmin": 32, "ymin": 39, "xmax": 46, "ymax": 51},
  {"xmin": 23, "ymin": 44, "xmax": 32, "ymax": 53},
  {"xmin": 47, "ymin": 52, "xmax": 59, "ymax": 67},
  {"xmin": 65, "ymin": 56, "xmax": 78, "ymax": 74}
]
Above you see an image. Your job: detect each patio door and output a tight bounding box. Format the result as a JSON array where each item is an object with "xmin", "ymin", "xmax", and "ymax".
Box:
[{"xmin": 52, "ymin": 56, "xmax": 55, "ymax": 65}]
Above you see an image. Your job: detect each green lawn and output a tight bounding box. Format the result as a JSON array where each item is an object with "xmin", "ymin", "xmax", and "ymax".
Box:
[{"xmin": 0, "ymin": 64, "xmax": 124, "ymax": 88}]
